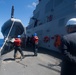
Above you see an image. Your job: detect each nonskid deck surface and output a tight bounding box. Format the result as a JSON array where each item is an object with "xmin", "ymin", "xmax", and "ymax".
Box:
[{"xmin": 0, "ymin": 48, "xmax": 61, "ymax": 75}]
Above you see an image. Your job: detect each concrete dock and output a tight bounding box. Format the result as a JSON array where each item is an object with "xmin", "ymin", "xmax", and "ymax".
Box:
[{"xmin": 0, "ymin": 47, "xmax": 62, "ymax": 75}]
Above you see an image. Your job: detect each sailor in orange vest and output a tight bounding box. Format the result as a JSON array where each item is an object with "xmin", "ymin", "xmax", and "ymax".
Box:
[
  {"xmin": 33, "ymin": 33, "xmax": 39, "ymax": 56},
  {"xmin": 13, "ymin": 36, "xmax": 24, "ymax": 60}
]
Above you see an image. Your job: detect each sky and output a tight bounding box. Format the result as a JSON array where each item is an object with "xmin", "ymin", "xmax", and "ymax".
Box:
[{"xmin": 0, "ymin": 0, "xmax": 38, "ymax": 39}]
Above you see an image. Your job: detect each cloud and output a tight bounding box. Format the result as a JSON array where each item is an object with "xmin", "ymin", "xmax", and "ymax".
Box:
[
  {"xmin": 27, "ymin": 5, "xmax": 33, "ymax": 8},
  {"xmin": 27, "ymin": 2, "xmax": 38, "ymax": 8},
  {"xmin": 32, "ymin": 2, "xmax": 37, "ymax": 7},
  {"xmin": 0, "ymin": 32, "xmax": 3, "ymax": 39}
]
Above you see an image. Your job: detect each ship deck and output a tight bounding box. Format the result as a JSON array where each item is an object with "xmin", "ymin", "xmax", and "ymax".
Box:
[{"xmin": 0, "ymin": 47, "xmax": 62, "ymax": 75}]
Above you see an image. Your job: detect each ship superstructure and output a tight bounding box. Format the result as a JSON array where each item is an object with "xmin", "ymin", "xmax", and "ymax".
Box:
[{"xmin": 26, "ymin": 0, "xmax": 76, "ymax": 52}]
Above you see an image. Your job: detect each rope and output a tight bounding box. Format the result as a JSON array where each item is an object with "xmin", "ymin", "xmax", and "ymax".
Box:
[{"xmin": 0, "ymin": 20, "xmax": 15, "ymax": 52}]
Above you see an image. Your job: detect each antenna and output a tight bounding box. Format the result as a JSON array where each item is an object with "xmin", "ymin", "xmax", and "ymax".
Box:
[{"xmin": 11, "ymin": 5, "xmax": 14, "ymax": 18}]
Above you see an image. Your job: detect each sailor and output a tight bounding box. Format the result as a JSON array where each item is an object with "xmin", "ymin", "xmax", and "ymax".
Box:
[
  {"xmin": 59, "ymin": 18, "xmax": 76, "ymax": 75},
  {"xmin": 13, "ymin": 36, "xmax": 24, "ymax": 60},
  {"xmin": 33, "ymin": 33, "xmax": 39, "ymax": 56}
]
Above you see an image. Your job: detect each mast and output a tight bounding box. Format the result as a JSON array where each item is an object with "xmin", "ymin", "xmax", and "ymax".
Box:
[{"xmin": 11, "ymin": 5, "xmax": 14, "ymax": 18}]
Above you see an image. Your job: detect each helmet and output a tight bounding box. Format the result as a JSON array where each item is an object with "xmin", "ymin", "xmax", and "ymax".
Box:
[
  {"xmin": 18, "ymin": 35, "xmax": 21, "ymax": 38},
  {"xmin": 66, "ymin": 18, "xmax": 76, "ymax": 26},
  {"xmin": 34, "ymin": 33, "xmax": 37, "ymax": 36}
]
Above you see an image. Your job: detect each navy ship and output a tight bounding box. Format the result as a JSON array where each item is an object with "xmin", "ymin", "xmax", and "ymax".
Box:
[{"xmin": 26, "ymin": 0, "xmax": 76, "ymax": 52}]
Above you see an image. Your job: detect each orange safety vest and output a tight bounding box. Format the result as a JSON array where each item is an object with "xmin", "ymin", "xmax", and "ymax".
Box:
[
  {"xmin": 33, "ymin": 36, "xmax": 39, "ymax": 44},
  {"xmin": 14, "ymin": 38, "xmax": 21, "ymax": 46}
]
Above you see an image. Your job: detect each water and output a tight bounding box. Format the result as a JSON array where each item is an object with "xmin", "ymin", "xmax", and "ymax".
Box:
[
  {"xmin": 0, "ymin": 39, "xmax": 4, "ymax": 70},
  {"xmin": 0, "ymin": 39, "xmax": 4, "ymax": 47}
]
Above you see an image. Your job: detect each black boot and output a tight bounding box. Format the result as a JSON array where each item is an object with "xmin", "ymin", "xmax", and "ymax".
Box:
[{"xmin": 34, "ymin": 49, "xmax": 38, "ymax": 56}]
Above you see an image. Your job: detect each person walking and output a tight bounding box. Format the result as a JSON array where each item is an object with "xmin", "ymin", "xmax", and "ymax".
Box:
[
  {"xmin": 58, "ymin": 18, "xmax": 76, "ymax": 75},
  {"xmin": 13, "ymin": 37, "xmax": 24, "ymax": 60},
  {"xmin": 33, "ymin": 33, "xmax": 39, "ymax": 56}
]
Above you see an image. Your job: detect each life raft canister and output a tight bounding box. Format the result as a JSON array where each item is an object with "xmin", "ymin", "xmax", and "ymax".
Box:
[
  {"xmin": 44, "ymin": 36, "xmax": 50, "ymax": 43},
  {"xmin": 54, "ymin": 35, "xmax": 61, "ymax": 47}
]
